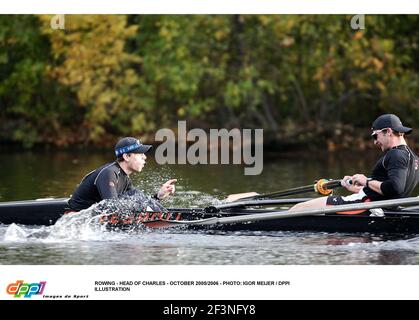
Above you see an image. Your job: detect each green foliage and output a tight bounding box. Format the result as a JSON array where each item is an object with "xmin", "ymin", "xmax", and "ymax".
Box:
[
  {"xmin": 0, "ymin": 15, "xmax": 79, "ymax": 147},
  {"xmin": 1, "ymin": 15, "xmax": 419, "ymax": 147}
]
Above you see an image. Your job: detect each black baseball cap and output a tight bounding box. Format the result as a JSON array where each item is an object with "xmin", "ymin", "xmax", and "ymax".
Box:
[
  {"xmin": 371, "ymin": 114, "xmax": 412, "ymax": 134},
  {"xmin": 115, "ymin": 137, "xmax": 152, "ymax": 157}
]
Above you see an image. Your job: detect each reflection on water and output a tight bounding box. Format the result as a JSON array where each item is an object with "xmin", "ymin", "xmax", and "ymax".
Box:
[
  {"xmin": 1, "ymin": 149, "xmax": 419, "ymax": 265},
  {"xmin": 1, "ymin": 222, "xmax": 419, "ymax": 264},
  {"xmin": 0, "ymin": 148, "xmax": 395, "ymax": 203}
]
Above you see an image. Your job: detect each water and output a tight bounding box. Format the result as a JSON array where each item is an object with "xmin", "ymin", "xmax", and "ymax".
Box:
[{"xmin": 1, "ymin": 149, "xmax": 419, "ymax": 265}]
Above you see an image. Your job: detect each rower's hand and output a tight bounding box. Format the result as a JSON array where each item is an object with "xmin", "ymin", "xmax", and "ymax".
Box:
[
  {"xmin": 352, "ymin": 174, "xmax": 369, "ymax": 187},
  {"xmin": 157, "ymin": 179, "xmax": 177, "ymax": 200},
  {"xmin": 341, "ymin": 175, "xmax": 363, "ymax": 193}
]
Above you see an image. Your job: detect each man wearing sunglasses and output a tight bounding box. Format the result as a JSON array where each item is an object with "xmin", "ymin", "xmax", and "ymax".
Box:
[
  {"xmin": 291, "ymin": 114, "xmax": 419, "ymax": 214},
  {"xmin": 68, "ymin": 137, "xmax": 176, "ymax": 211}
]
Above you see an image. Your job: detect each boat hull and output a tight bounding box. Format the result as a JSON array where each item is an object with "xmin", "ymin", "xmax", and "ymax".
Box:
[
  {"xmin": 191, "ymin": 213, "xmax": 418, "ymax": 234},
  {"xmin": 0, "ymin": 198, "xmax": 69, "ymax": 225},
  {"xmin": 1, "ymin": 198, "xmax": 419, "ymax": 234}
]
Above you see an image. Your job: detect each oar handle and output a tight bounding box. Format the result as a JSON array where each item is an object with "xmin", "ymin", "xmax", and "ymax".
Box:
[
  {"xmin": 260, "ymin": 179, "xmax": 343, "ymax": 199},
  {"xmin": 315, "ymin": 179, "xmax": 342, "ymax": 195},
  {"xmin": 232, "ymin": 178, "xmax": 347, "ymax": 202}
]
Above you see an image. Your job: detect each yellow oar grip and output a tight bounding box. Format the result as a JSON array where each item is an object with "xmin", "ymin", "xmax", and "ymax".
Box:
[{"xmin": 315, "ymin": 179, "xmax": 333, "ymax": 196}]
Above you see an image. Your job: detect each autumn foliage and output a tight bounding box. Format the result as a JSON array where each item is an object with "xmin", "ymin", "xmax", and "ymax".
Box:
[{"xmin": 1, "ymin": 15, "xmax": 418, "ymax": 148}]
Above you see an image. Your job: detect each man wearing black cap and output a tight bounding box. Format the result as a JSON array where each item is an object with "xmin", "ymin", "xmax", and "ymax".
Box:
[
  {"xmin": 290, "ymin": 114, "xmax": 419, "ymax": 214},
  {"xmin": 68, "ymin": 137, "xmax": 176, "ymax": 211}
]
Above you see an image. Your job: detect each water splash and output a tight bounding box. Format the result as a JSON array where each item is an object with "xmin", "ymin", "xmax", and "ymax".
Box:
[
  {"xmin": 0, "ymin": 190, "xmax": 222, "ymax": 243},
  {"xmin": 0, "ymin": 189, "xmax": 218, "ymax": 243},
  {"xmin": 163, "ymin": 190, "xmax": 222, "ymax": 208},
  {"xmin": 45, "ymin": 208, "xmax": 110, "ymax": 241},
  {"xmin": 3, "ymin": 223, "xmax": 28, "ymax": 241}
]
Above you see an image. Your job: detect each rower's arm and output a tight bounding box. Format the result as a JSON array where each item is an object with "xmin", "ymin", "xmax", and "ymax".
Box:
[
  {"xmin": 366, "ymin": 180, "xmax": 383, "ymax": 195},
  {"xmin": 351, "ymin": 174, "xmax": 383, "ymax": 195},
  {"xmin": 95, "ymin": 170, "xmax": 118, "ymax": 199},
  {"xmin": 380, "ymin": 150, "xmax": 409, "ymax": 197}
]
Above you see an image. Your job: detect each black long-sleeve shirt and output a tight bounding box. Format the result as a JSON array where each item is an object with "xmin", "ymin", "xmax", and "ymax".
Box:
[
  {"xmin": 364, "ymin": 145, "xmax": 419, "ymax": 201},
  {"xmin": 69, "ymin": 162, "xmax": 135, "ymax": 211}
]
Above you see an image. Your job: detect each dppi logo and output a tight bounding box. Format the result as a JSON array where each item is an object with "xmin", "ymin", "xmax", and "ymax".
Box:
[{"xmin": 6, "ymin": 280, "xmax": 46, "ymax": 298}]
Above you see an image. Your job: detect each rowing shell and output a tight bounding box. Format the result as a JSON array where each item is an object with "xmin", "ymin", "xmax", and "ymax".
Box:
[{"xmin": 2, "ymin": 198, "xmax": 419, "ymax": 234}]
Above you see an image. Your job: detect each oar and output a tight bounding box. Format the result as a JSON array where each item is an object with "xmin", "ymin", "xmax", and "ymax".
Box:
[
  {"xmin": 204, "ymin": 198, "xmax": 314, "ymax": 213},
  {"xmin": 167, "ymin": 199, "xmax": 313, "ymax": 217},
  {"xmin": 225, "ymin": 179, "xmax": 344, "ymax": 202},
  {"xmin": 144, "ymin": 196, "xmax": 419, "ymax": 228}
]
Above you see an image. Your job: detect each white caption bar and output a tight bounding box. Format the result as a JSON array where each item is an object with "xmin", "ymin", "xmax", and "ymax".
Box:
[{"xmin": 1, "ymin": 265, "xmax": 419, "ymax": 300}]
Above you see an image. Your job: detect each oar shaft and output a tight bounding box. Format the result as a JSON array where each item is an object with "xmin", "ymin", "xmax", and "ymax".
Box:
[
  {"xmin": 209, "ymin": 198, "xmax": 313, "ymax": 212},
  {"xmin": 168, "ymin": 199, "xmax": 314, "ymax": 216},
  {"xmin": 243, "ymin": 179, "xmax": 342, "ymax": 200},
  {"xmin": 257, "ymin": 186, "xmax": 316, "ymax": 199},
  {"xmin": 174, "ymin": 197, "xmax": 419, "ymax": 226}
]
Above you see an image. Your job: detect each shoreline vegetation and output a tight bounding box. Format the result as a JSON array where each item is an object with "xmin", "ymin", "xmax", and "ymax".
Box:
[
  {"xmin": 1, "ymin": 15, "xmax": 419, "ymax": 150},
  {"xmin": 1, "ymin": 125, "xmax": 418, "ymax": 154}
]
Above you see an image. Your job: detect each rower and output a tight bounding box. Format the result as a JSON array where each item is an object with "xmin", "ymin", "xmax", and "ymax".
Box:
[
  {"xmin": 289, "ymin": 114, "xmax": 419, "ymax": 215},
  {"xmin": 68, "ymin": 137, "xmax": 177, "ymax": 211}
]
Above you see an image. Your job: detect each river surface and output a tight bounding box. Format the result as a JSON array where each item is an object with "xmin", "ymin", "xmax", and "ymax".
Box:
[{"xmin": 1, "ymin": 148, "xmax": 419, "ymax": 265}]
